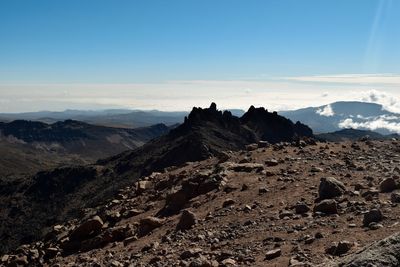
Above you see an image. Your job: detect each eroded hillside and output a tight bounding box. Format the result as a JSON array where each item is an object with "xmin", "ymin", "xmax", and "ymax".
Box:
[{"xmin": 2, "ymin": 139, "xmax": 400, "ymax": 266}]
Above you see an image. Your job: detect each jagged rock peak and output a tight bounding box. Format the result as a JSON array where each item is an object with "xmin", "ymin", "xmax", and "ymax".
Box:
[
  {"xmin": 183, "ymin": 103, "xmax": 235, "ymax": 126},
  {"xmin": 209, "ymin": 102, "xmax": 217, "ymax": 111},
  {"xmin": 241, "ymin": 105, "xmax": 279, "ymax": 122}
]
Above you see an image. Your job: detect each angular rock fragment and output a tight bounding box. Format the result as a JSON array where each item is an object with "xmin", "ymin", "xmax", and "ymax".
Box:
[
  {"xmin": 363, "ymin": 209, "xmax": 383, "ymax": 227},
  {"xmin": 318, "ymin": 177, "xmax": 346, "ymax": 199},
  {"xmin": 176, "ymin": 210, "xmax": 198, "ymax": 231},
  {"xmin": 314, "ymin": 199, "xmax": 338, "ymax": 214}
]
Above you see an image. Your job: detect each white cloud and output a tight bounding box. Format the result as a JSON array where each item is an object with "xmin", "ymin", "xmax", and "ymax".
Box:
[
  {"xmin": 285, "ymin": 73, "xmax": 400, "ymax": 86},
  {"xmin": 1, "ymin": 77, "xmax": 400, "ymax": 113},
  {"xmin": 339, "ymin": 116, "xmax": 400, "ymax": 133},
  {"xmin": 360, "ymin": 89, "xmax": 400, "ymax": 113},
  {"xmin": 316, "ymin": 105, "xmax": 335, "ymax": 117}
]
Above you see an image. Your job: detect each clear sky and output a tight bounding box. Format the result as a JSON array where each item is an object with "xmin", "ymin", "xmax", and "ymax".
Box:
[{"xmin": 0, "ymin": 0, "xmax": 399, "ymax": 112}]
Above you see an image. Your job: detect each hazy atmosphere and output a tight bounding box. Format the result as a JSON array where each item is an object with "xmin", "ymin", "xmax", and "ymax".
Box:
[{"xmin": 1, "ymin": 0, "xmax": 399, "ymax": 112}]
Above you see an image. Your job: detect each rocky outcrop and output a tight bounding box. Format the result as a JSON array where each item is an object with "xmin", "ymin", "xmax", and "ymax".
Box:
[{"xmin": 333, "ymin": 232, "xmax": 400, "ymax": 267}]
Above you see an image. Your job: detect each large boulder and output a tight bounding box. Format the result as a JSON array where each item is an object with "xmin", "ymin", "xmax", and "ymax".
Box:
[
  {"xmin": 380, "ymin": 178, "xmax": 397, "ymax": 193},
  {"xmin": 314, "ymin": 199, "xmax": 338, "ymax": 215},
  {"xmin": 176, "ymin": 210, "xmax": 198, "ymax": 231},
  {"xmin": 69, "ymin": 216, "xmax": 103, "ymax": 241},
  {"xmin": 294, "ymin": 203, "xmax": 310, "ymax": 214},
  {"xmin": 138, "ymin": 217, "xmax": 165, "ymax": 236},
  {"xmin": 326, "ymin": 241, "xmax": 353, "ymax": 256},
  {"xmin": 318, "ymin": 177, "xmax": 346, "ymax": 200},
  {"xmin": 363, "ymin": 209, "xmax": 383, "ymax": 227},
  {"xmin": 158, "ymin": 173, "xmax": 226, "ymax": 216},
  {"xmin": 333, "ymin": 232, "xmax": 400, "ymax": 267}
]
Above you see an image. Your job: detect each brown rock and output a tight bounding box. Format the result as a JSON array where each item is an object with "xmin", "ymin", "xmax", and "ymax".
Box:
[
  {"xmin": 138, "ymin": 216, "xmax": 165, "ymax": 236},
  {"xmin": 363, "ymin": 209, "xmax": 383, "ymax": 227},
  {"xmin": 246, "ymin": 143, "xmax": 258, "ymax": 151},
  {"xmin": 258, "ymin": 140, "xmax": 270, "ymax": 148},
  {"xmin": 221, "ymin": 258, "xmax": 237, "ymax": 266},
  {"xmin": 326, "ymin": 241, "xmax": 353, "ymax": 256},
  {"xmin": 137, "ymin": 180, "xmax": 152, "ymax": 193},
  {"xmin": 176, "ymin": 210, "xmax": 198, "ymax": 231},
  {"xmin": 379, "ymin": 178, "xmax": 397, "ymax": 193},
  {"xmin": 123, "ymin": 208, "xmax": 144, "ymax": 218},
  {"xmin": 222, "ymin": 198, "xmax": 236, "ymax": 208},
  {"xmin": 45, "ymin": 247, "xmax": 59, "ymax": 259},
  {"xmin": 319, "ymin": 177, "xmax": 346, "ymax": 199},
  {"xmin": 229, "ymin": 163, "xmax": 264, "ymax": 172},
  {"xmin": 265, "ymin": 159, "xmax": 279, "ymax": 167},
  {"xmin": 314, "ymin": 199, "xmax": 338, "ymax": 214},
  {"xmin": 10, "ymin": 255, "xmax": 29, "ymax": 266},
  {"xmin": 1, "ymin": 255, "xmax": 9, "ymax": 263},
  {"xmin": 294, "ymin": 203, "xmax": 310, "ymax": 214},
  {"xmin": 265, "ymin": 248, "xmax": 281, "ymax": 260},
  {"xmin": 69, "ymin": 215, "xmax": 103, "ymax": 241},
  {"xmin": 162, "ymin": 189, "xmax": 189, "ymax": 215},
  {"xmin": 391, "ymin": 192, "xmax": 400, "ymax": 203},
  {"xmin": 123, "ymin": 236, "xmax": 138, "ymax": 246}
]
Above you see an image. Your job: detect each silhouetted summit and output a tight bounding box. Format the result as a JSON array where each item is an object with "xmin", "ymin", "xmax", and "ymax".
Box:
[
  {"xmin": 240, "ymin": 105, "xmax": 313, "ymax": 143},
  {"xmin": 105, "ymin": 103, "xmax": 313, "ymax": 175}
]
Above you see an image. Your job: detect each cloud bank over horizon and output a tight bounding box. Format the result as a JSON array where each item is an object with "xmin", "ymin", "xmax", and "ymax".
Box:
[
  {"xmin": 339, "ymin": 115, "xmax": 400, "ymax": 134},
  {"xmin": 0, "ymin": 74, "xmax": 400, "ymax": 113}
]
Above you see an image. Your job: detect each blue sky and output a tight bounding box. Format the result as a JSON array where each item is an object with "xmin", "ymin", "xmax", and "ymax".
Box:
[{"xmin": 0, "ymin": 0, "xmax": 400, "ymax": 111}]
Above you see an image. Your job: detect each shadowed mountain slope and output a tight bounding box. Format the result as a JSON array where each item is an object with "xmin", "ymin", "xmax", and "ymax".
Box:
[{"xmin": 0, "ymin": 120, "xmax": 171, "ymax": 176}]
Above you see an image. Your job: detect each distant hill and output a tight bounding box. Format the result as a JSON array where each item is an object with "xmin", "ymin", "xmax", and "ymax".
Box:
[
  {"xmin": 280, "ymin": 101, "xmax": 400, "ymax": 135},
  {"xmin": 0, "ymin": 109, "xmax": 187, "ymax": 128},
  {"xmin": 0, "ymin": 140, "xmax": 87, "ymax": 177},
  {"xmin": 0, "ymin": 120, "xmax": 170, "ymax": 176},
  {"xmin": 316, "ymin": 128, "xmax": 399, "ymax": 142}
]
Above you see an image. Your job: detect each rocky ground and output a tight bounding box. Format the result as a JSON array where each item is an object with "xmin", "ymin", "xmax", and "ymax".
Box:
[{"xmin": 2, "ymin": 139, "xmax": 400, "ymax": 266}]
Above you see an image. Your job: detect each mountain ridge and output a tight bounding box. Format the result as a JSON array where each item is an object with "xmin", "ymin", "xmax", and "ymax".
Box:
[{"xmin": 0, "ymin": 120, "xmax": 171, "ymax": 177}]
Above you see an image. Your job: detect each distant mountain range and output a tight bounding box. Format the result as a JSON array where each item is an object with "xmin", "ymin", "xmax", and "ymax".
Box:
[
  {"xmin": 0, "ymin": 109, "xmax": 246, "ymax": 129},
  {"xmin": 0, "ymin": 109, "xmax": 188, "ymax": 128},
  {"xmin": 280, "ymin": 101, "xmax": 400, "ymax": 135},
  {"xmin": 2, "ymin": 101, "xmax": 399, "ymax": 135}
]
